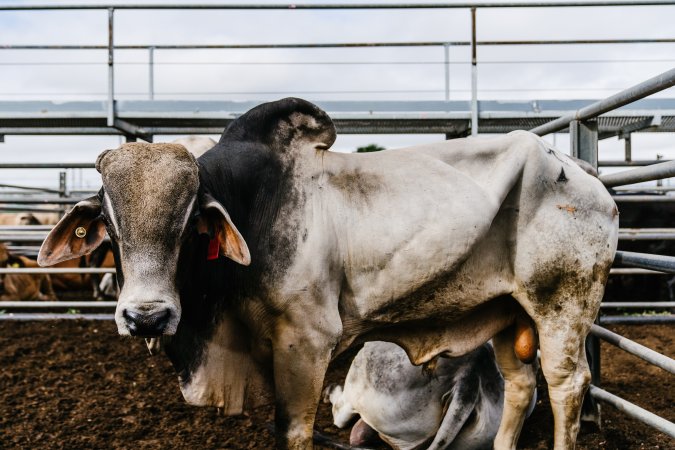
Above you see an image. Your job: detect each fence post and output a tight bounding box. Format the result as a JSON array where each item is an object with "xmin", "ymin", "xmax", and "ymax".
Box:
[
  {"xmin": 570, "ymin": 119, "xmax": 598, "ymax": 168},
  {"xmin": 107, "ymin": 7, "xmax": 115, "ymax": 127},
  {"xmin": 443, "ymin": 43, "xmax": 450, "ymax": 101},
  {"xmin": 624, "ymin": 134, "xmax": 632, "ymax": 162},
  {"xmin": 470, "ymin": 7, "xmax": 478, "ymax": 136},
  {"xmin": 149, "ymin": 46, "xmax": 155, "ymax": 100},
  {"xmin": 571, "ymin": 118, "xmax": 602, "ymax": 426}
]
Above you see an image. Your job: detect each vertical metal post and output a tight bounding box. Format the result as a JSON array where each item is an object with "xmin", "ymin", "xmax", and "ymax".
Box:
[
  {"xmin": 107, "ymin": 8, "xmax": 115, "ymax": 127},
  {"xmin": 148, "ymin": 46, "xmax": 155, "ymax": 100},
  {"xmin": 657, "ymin": 154, "xmax": 664, "ymax": 187},
  {"xmin": 59, "ymin": 171, "xmax": 67, "ymax": 197},
  {"xmin": 572, "ymin": 118, "xmax": 601, "ymax": 426},
  {"xmin": 570, "ymin": 120, "xmax": 598, "ymax": 169},
  {"xmin": 443, "ymin": 43, "xmax": 450, "ymax": 101},
  {"xmin": 470, "ymin": 8, "xmax": 478, "ymax": 136},
  {"xmin": 624, "ymin": 134, "xmax": 632, "ymax": 162},
  {"xmin": 59, "ymin": 171, "xmax": 68, "ymax": 216}
]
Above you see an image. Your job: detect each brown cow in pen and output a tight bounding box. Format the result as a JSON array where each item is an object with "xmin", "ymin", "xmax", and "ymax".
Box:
[{"xmin": 0, "ymin": 243, "xmax": 57, "ymax": 301}]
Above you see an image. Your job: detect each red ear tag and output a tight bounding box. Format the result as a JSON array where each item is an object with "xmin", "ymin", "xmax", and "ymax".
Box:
[{"xmin": 207, "ymin": 236, "xmax": 220, "ymax": 260}]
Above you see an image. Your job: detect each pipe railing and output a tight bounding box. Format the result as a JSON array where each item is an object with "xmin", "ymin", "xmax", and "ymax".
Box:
[
  {"xmin": 590, "ymin": 324, "xmax": 675, "ymax": 374},
  {"xmin": 588, "ymin": 386, "xmax": 675, "ymax": 438},
  {"xmin": 601, "ymin": 160, "xmax": 675, "ymax": 188},
  {"xmin": 601, "ymin": 301, "xmax": 675, "ymax": 308},
  {"xmin": 4, "ymin": 2, "xmax": 675, "ymax": 10},
  {"xmin": 530, "ymin": 67, "xmax": 675, "ymax": 136},
  {"xmin": 614, "ymin": 251, "xmax": 675, "ymax": 274},
  {"xmin": 0, "ymin": 268, "xmax": 115, "ymax": 274}
]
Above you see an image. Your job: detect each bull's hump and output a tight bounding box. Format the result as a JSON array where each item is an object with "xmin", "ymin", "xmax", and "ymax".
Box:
[{"xmin": 221, "ymin": 97, "xmax": 337, "ymax": 155}]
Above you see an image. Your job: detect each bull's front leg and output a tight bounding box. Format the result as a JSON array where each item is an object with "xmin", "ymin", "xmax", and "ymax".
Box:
[{"xmin": 272, "ymin": 312, "xmax": 341, "ymax": 449}]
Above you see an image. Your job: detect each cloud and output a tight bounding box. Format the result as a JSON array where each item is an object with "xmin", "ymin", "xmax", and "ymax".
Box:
[{"xmin": 0, "ymin": 1, "xmax": 673, "ymax": 189}]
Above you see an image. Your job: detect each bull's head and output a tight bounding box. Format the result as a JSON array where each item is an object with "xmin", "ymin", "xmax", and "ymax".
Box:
[{"xmin": 37, "ymin": 143, "xmax": 250, "ymax": 337}]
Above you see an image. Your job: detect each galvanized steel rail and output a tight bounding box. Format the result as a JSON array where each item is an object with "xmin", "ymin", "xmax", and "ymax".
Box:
[
  {"xmin": 530, "ymin": 67, "xmax": 675, "ymax": 136},
  {"xmin": 0, "ymin": 313, "xmax": 115, "ymax": 321},
  {"xmin": 4, "ymin": 2, "xmax": 675, "ymax": 10},
  {"xmin": 588, "ymin": 386, "xmax": 675, "ymax": 438},
  {"xmin": 601, "ymin": 160, "xmax": 675, "ymax": 187},
  {"xmin": 590, "ymin": 324, "xmax": 675, "ymax": 374},
  {"xmin": 0, "ymin": 267, "xmax": 115, "ymax": 274},
  {"xmin": 614, "ymin": 251, "xmax": 675, "ymax": 274}
]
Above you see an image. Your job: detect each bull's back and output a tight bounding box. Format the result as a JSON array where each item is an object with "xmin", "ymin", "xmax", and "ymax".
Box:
[{"xmin": 315, "ymin": 131, "xmax": 617, "ymax": 321}]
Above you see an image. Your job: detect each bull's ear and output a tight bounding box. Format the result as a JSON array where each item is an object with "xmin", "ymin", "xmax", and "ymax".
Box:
[
  {"xmin": 198, "ymin": 194, "xmax": 250, "ymax": 266},
  {"xmin": 38, "ymin": 195, "xmax": 106, "ymax": 266}
]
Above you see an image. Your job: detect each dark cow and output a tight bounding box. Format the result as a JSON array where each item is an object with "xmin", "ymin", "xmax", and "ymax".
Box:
[{"xmin": 38, "ymin": 98, "xmax": 618, "ymax": 449}]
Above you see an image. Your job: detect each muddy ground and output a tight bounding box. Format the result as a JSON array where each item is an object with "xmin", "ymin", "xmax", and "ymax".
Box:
[{"xmin": 0, "ymin": 321, "xmax": 672, "ymax": 449}]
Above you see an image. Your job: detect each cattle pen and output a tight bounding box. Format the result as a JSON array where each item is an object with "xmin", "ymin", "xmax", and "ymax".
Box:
[{"xmin": 0, "ymin": 2, "xmax": 674, "ymax": 449}]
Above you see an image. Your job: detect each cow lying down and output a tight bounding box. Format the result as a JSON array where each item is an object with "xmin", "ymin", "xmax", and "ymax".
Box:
[
  {"xmin": 0, "ymin": 243, "xmax": 57, "ymax": 301},
  {"xmin": 38, "ymin": 98, "xmax": 618, "ymax": 449},
  {"xmin": 325, "ymin": 342, "xmax": 536, "ymax": 450}
]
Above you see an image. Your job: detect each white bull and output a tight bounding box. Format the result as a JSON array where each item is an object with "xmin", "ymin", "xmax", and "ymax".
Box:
[{"xmin": 38, "ymin": 98, "xmax": 618, "ymax": 449}]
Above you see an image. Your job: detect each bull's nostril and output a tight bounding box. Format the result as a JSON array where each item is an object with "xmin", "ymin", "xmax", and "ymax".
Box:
[{"xmin": 123, "ymin": 308, "xmax": 171, "ymax": 337}]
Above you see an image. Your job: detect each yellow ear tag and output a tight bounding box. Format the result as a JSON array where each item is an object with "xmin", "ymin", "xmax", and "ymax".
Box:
[
  {"xmin": 10, "ymin": 262, "xmax": 20, "ymax": 268},
  {"xmin": 75, "ymin": 227, "xmax": 87, "ymax": 239}
]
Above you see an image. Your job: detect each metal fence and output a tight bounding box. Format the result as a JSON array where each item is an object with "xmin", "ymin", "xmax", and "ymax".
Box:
[
  {"xmin": 530, "ymin": 67, "xmax": 675, "ymax": 438},
  {"xmin": 1, "ymin": 0, "xmax": 674, "ymax": 442}
]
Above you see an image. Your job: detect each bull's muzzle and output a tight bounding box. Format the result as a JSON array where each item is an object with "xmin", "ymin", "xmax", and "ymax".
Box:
[{"xmin": 122, "ymin": 308, "xmax": 172, "ymax": 337}]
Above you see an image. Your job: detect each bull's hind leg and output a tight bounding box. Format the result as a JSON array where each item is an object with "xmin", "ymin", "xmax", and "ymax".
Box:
[
  {"xmin": 492, "ymin": 327, "xmax": 537, "ymax": 450},
  {"xmin": 536, "ymin": 316, "xmax": 592, "ymax": 450}
]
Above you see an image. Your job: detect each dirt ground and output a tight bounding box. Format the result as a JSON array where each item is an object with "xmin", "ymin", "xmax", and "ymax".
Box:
[{"xmin": 0, "ymin": 320, "xmax": 672, "ymax": 450}]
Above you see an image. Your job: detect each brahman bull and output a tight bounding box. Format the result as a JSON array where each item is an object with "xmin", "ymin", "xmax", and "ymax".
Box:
[
  {"xmin": 38, "ymin": 98, "xmax": 618, "ymax": 449},
  {"xmin": 324, "ymin": 341, "xmax": 535, "ymax": 450}
]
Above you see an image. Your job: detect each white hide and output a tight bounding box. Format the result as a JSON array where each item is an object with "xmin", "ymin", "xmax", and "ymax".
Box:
[
  {"xmin": 328, "ymin": 342, "xmax": 526, "ymax": 450},
  {"xmin": 171, "ymin": 136, "xmax": 217, "ymax": 158}
]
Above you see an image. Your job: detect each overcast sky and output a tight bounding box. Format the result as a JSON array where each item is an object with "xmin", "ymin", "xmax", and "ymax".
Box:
[{"xmin": 1, "ymin": 0, "xmax": 674, "ymax": 189}]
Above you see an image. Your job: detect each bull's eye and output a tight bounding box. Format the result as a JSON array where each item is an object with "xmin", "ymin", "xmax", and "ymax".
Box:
[{"xmin": 75, "ymin": 227, "xmax": 87, "ymax": 238}]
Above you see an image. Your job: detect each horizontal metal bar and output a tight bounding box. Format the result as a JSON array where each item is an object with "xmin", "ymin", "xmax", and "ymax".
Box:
[
  {"xmin": 6, "ymin": 228, "xmax": 672, "ymax": 244},
  {"xmin": 614, "ymin": 251, "xmax": 675, "ymax": 273},
  {"xmin": 0, "ymin": 127, "xmax": 125, "ymax": 135},
  {"xmin": 589, "ymin": 385, "xmax": 675, "ymax": 438},
  {"xmin": 0, "ymin": 163, "xmax": 96, "ymax": 169},
  {"xmin": 591, "ymin": 324, "xmax": 675, "ymax": 374},
  {"xmin": 601, "ymin": 302, "xmax": 675, "ymax": 308},
  {"xmin": 599, "ymin": 160, "xmax": 671, "ymax": 167},
  {"xmin": 599, "ymin": 315, "xmax": 675, "ymax": 324},
  {"xmin": 613, "ymin": 195, "xmax": 675, "ymax": 202},
  {"xmin": 0, "ymin": 206, "xmax": 64, "ymax": 213},
  {"xmin": 0, "ymin": 225, "xmax": 53, "ymax": 231},
  {"xmin": 0, "ymin": 197, "xmax": 84, "ymax": 204},
  {"xmin": 3, "ymin": 38, "xmax": 675, "ymax": 51},
  {"xmin": 619, "ymin": 230, "xmax": 675, "ymax": 241},
  {"xmin": 0, "ymin": 313, "xmax": 115, "ymax": 321},
  {"xmin": 0, "ymin": 235, "xmax": 50, "ymax": 242},
  {"xmin": 3, "ymin": 2, "xmax": 675, "ymax": 11},
  {"xmin": 609, "ymin": 268, "xmax": 666, "ymax": 275},
  {"xmin": 602, "ymin": 160, "xmax": 675, "ymax": 188},
  {"xmin": 0, "ymin": 301, "xmax": 116, "ymax": 308},
  {"xmin": 0, "ymin": 268, "xmax": 115, "ymax": 274},
  {"xmin": 5, "ymin": 245, "xmax": 40, "ymax": 252},
  {"xmin": 614, "ymin": 185, "xmax": 675, "ymax": 192},
  {"xmin": 0, "ymin": 183, "xmax": 62, "ymax": 194},
  {"xmin": 530, "ymin": 67, "xmax": 675, "ymax": 136}
]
